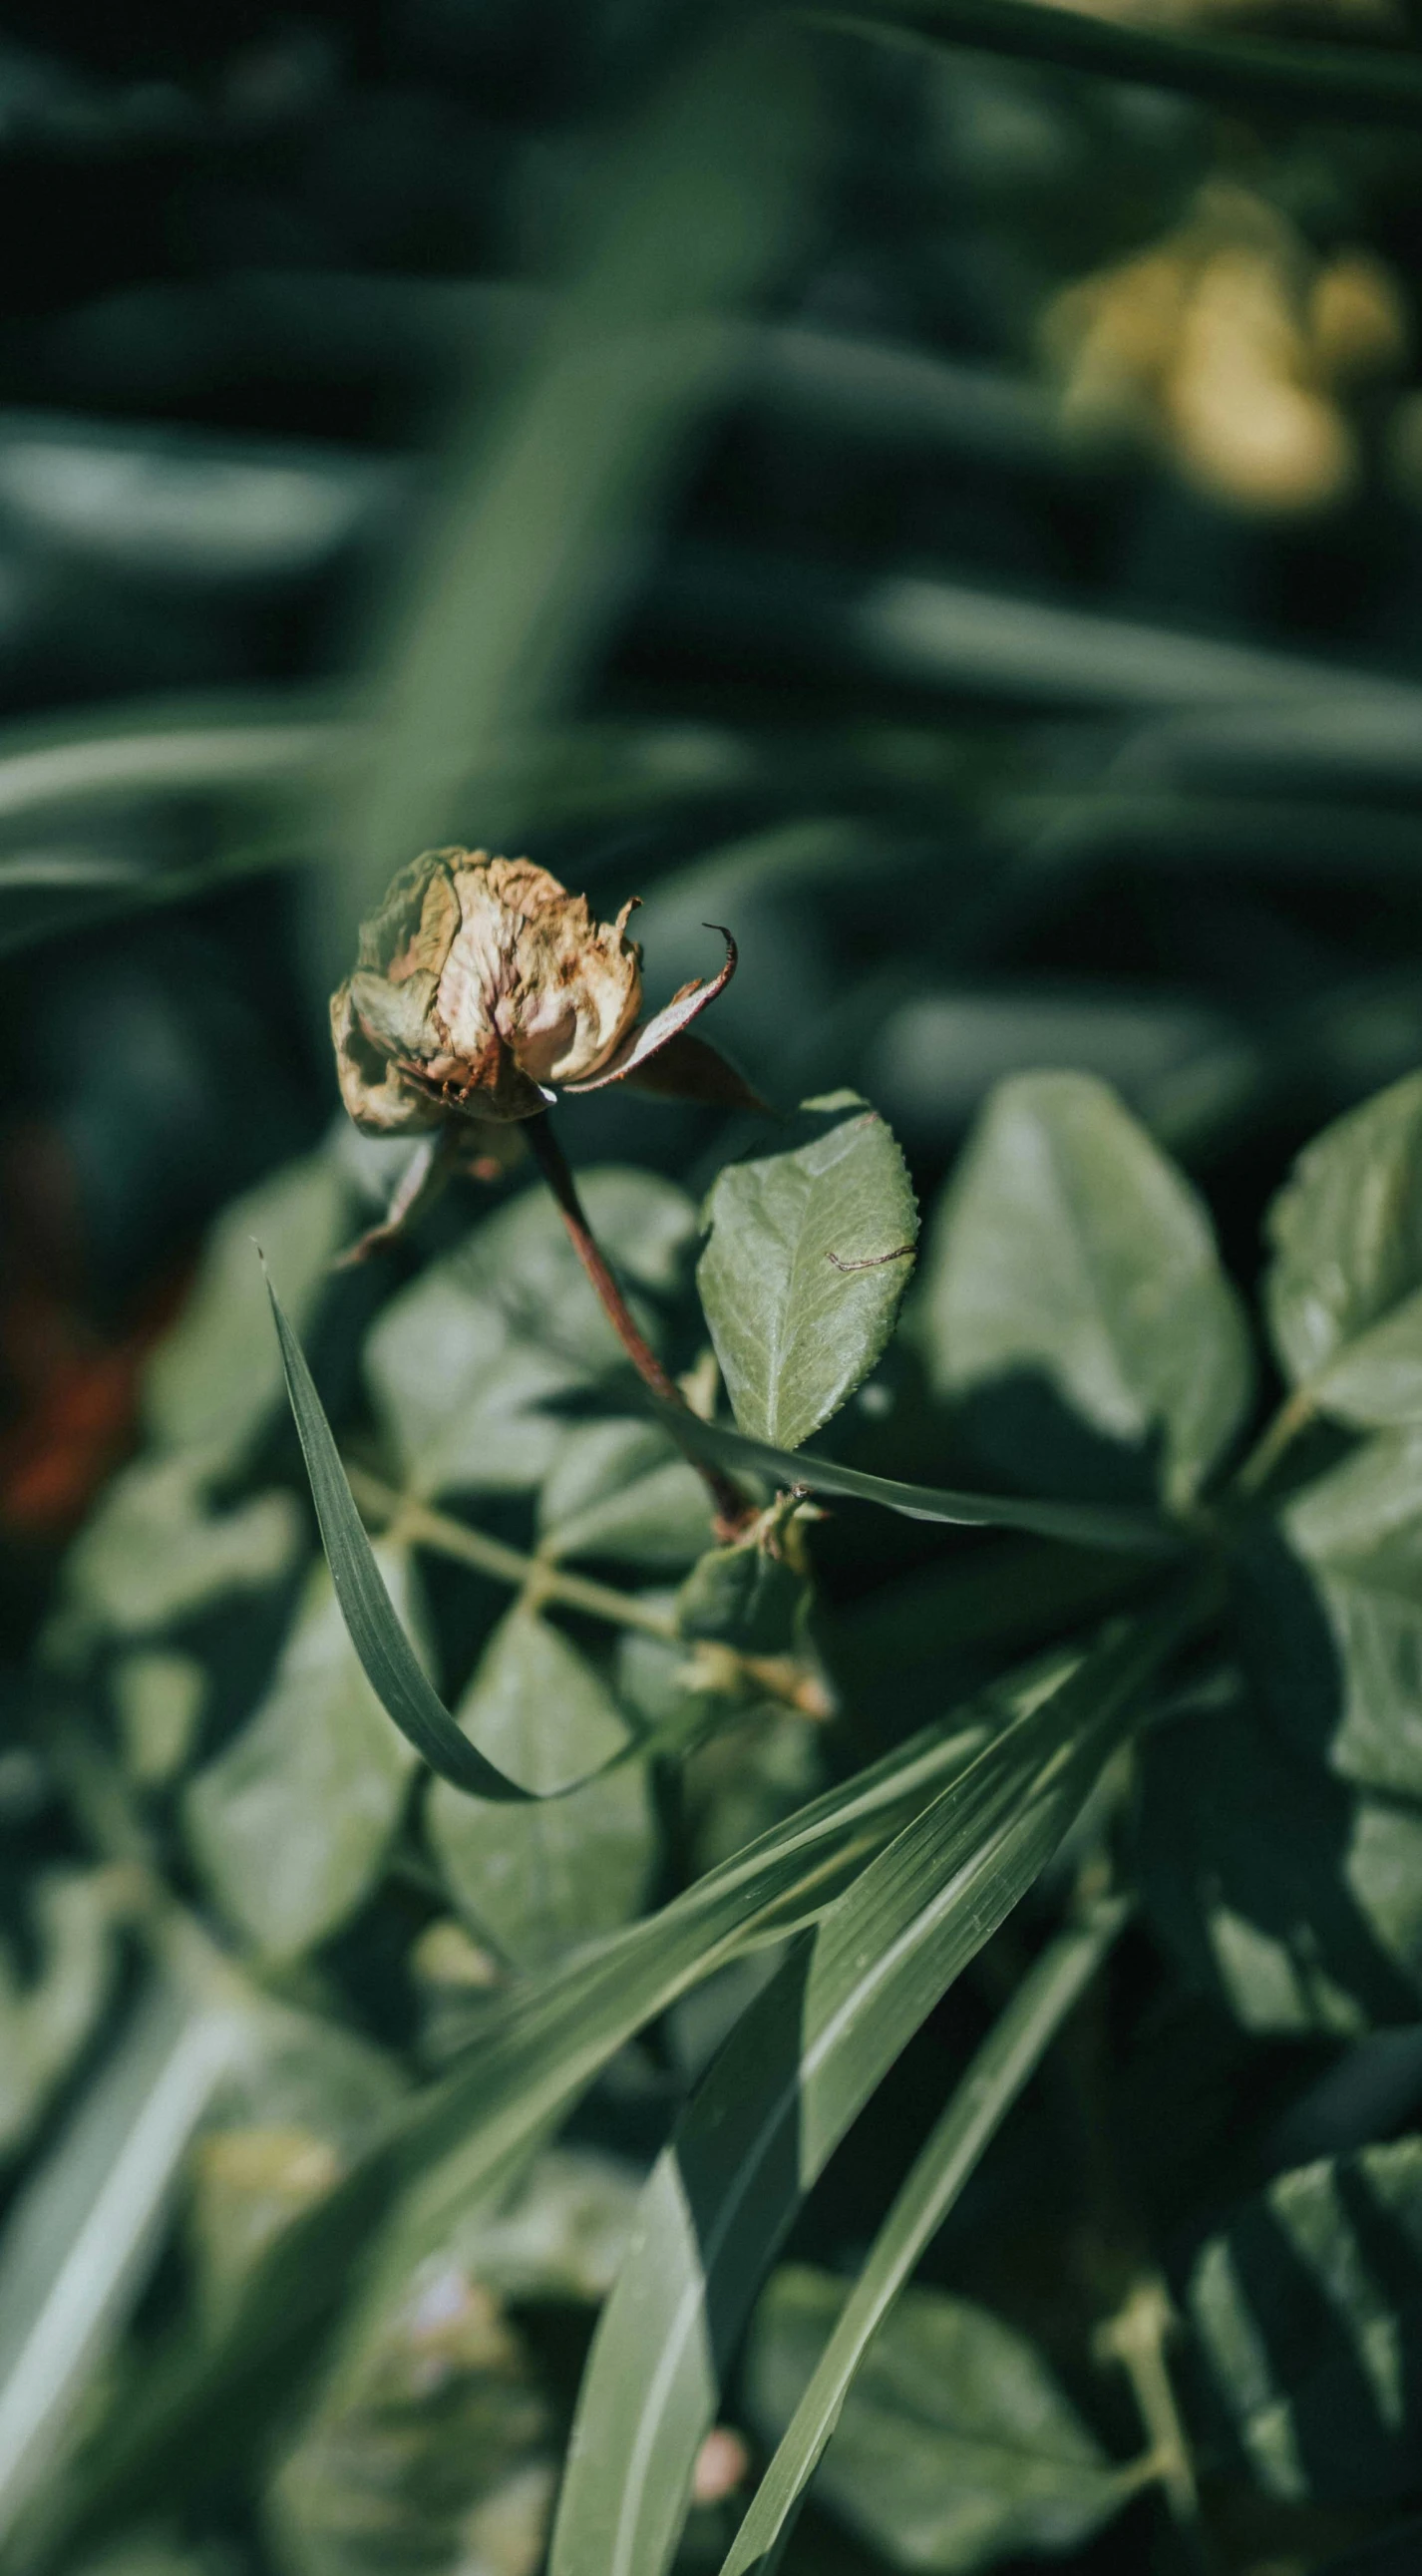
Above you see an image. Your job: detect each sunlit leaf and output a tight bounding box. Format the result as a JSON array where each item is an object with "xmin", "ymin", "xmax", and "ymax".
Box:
[
  {"xmin": 917, "ymin": 1072, "xmax": 1252, "ymax": 1511},
  {"xmin": 1239, "ymin": 1430, "xmax": 1422, "ymax": 1800},
  {"xmin": 1138, "ymin": 1686, "xmax": 1422, "ymax": 2034},
  {"xmin": 746, "ymin": 2269, "xmax": 1132, "ymax": 2573},
  {"xmin": 698, "ymin": 1093, "xmax": 918, "ymax": 1450},
  {"xmin": 537, "ymin": 1422, "xmax": 712, "ymax": 1570},
  {"xmin": 185, "ymin": 1549, "xmax": 426, "ymax": 1961},
  {"xmin": 45, "ymin": 1453, "xmax": 302, "ymax": 1666},
  {"xmin": 0, "ymin": 1872, "xmax": 129, "ymax": 2163},
  {"xmin": 1265, "ymin": 1072, "xmax": 1422, "ymax": 1426},
  {"xmin": 1186, "ymin": 2136, "xmax": 1422, "ymax": 2503}
]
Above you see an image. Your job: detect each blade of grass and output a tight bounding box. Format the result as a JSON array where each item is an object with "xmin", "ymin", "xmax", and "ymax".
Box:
[
  {"xmin": 0, "ymin": 1980, "xmax": 238, "ymax": 2547},
  {"xmin": 718, "ymin": 1894, "xmax": 1131, "ymax": 2576},
  {"xmin": 330, "ymin": 13, "xmax": 827, "ymax": 965},
  {"xmin": 656, "ymin": 1404, "xmax": 1180, "ymax": 1554},
  {"xmin": 806, "ymin": 0, "xmax": 1422, "ymax": 126},
  {"xmin": 548, "ymin": 1595, "xmax": 1197, "ymax": 2576},
  {"xmin": 39, "ymin": 1708, "xmax": 993, "ymax": 2562}
]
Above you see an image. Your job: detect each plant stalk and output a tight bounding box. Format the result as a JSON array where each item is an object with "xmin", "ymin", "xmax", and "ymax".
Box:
[{"xmin": 525, "ymin": 1109, "xmax": 748, "ymax": 1532}]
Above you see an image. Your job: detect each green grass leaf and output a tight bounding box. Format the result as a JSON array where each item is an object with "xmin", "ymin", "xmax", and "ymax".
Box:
[
  {"xmin": 547, "ymin": 1607, "xmax": 1189, "ymax": 2576},
  {"xmin": 1186, "ymin": 2137, "xmax": 1422, "ymax": 2503},
  {"xmin": 657, "ymin": 1406, "xmax": 1179, "ymax": 1554},
  {"xmin": 1265, "ymin": 1072, "xmax": 1422, "ymax": 1428},
  {"xmin": 49, "ymin": 1717, "xmax": 992, "ymax": 2560},
  {"xmin": 745, "ymin": 2267, "xmax": 1134, "ymax": 2574},
  {"xmin": 720, "ymin": 1899, "xmax": 1128, "ymax": 2575},
  {"xmin": 698, "ymin": 1094, "xmax": 918, "ymax": 1450},
  {"xmin": 0, "ymin": 1980, "xmax": 239, "ymax": 2545},
  {"xmin": 917, "ymin": 1072, "xmax": 1252, "ymax": 1512}
]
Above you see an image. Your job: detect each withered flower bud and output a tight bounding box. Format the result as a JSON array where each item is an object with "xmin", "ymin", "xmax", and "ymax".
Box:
[{"xmin": 331, "ymin": 848, "xmax": 643, "ymax": 1133}]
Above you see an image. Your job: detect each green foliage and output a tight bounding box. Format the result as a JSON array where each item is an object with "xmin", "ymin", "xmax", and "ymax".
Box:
[
  {"xmin": 698, "ymin": 1093, "xmax": 918, "ymax": 1450},
  {"xmin": 425, "ymin": 1610, "xmax": 655, "ymax": 1969},
  {"xmin": 1186, "ymin": 2138, "xmax": 1422, "ymax": 2503},
  {"xmin": 747, "ymin": 2268, "xmax": 1132, "ymax": 2572},
  {"xmin": 22, "ymin": 1016, "xmax": 1422, "ymax": 2576},
  {"xmin": 918, "ymin": 1072, "xmax": 1252, "ymax": 1510},
  {"xmin": 183, "ymin": 1551, "xmax": 425, "ymax": 1962},
  {"xmin": 1266, "ymin": 1073, "xmax": 1422, "ymax": 1427}
]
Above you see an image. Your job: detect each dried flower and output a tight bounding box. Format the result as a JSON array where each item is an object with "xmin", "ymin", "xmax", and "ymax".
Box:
[
  {"xmin": 331, "ymin": 849, "xmax": 643, "ymax": 1133},
  {"xmin": 332, "ymin": 846, "xmax": 760, "ymax": 1141}
]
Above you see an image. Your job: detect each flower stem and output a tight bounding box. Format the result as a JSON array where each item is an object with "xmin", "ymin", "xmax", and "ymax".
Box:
[{"xmin": 525, "ymin": 1109, "xmax": 748, "ymax": 1533}]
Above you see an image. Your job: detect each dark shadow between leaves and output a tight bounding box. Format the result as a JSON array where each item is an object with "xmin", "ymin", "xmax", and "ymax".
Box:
[
  {"xmin": 1229, "ymin": 1514, "xmax": 1345, "ymax": 1774},
  {"xmin": 950, "ymin": 1368, "xmax": 1168, "ymax": 1510}
]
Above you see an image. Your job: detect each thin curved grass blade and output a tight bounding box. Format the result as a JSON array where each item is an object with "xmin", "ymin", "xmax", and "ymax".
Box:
[
  {"xmin": 718, "ymin": 1897, "xmax": 1130, "ymax": 2576},
  {"xmin": 658, "ymin": 1404, "xmax": 1179, "ymax": 1554}
]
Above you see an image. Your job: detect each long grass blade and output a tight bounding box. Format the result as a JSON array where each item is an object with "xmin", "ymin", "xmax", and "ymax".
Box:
[
  {"xmin": 659, "ymin": 1405, "xmax": 1179, "ymax": 1554},
  {"xmin": 718, "ymin": 1895, "xmax": 1131, "ymax": 2576},
  {"xmin": 810, "ymin": 0, "xmax": 1422, "ymax": 126},
  {"xmin": 548, "ymin": 1600, "xmax": 1193, "ymax": 2576},
  {"xmin": 0, "ymin": 1980, "xmax": 237, "ymax": 2546},
  {"xmin": 43, "ymin": 1711, "xmax": 993, "ymax": 2560}
]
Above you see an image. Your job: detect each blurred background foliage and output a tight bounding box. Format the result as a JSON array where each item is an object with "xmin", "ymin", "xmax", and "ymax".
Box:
[{"xmin": 8, "ymin": 0, "xmax": 1422, "ymax": 2571}]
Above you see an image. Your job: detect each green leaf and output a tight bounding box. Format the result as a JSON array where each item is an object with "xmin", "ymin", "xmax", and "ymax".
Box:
[
  {"xmin": 746, "ymin": 2270, "xmax": 1132, "ymax": 2574},
  {"xmin": 0, "ymin": 1979, "xmax": 239, "ymax": 2544},
  {"xmin": 1138, "ymin": 1687, "xmax": 1422, "ymax": 2034},
  {"xmin": 0, "ymin": 1873, "xmax": 129, "ymax": 2163},
  {"xmin": 1265, "ymin": 1073, "xmax": 1422, "ymax": 1427},
  {"xmin": 47, "ymin": 1715, "xmax": 995, "ymax": 2556},
  {"xmin": 721, "ymin": 1901, "xmax": 1129, "ymax": 2576},
  {"xmin": 1186, "ymin": 2136, "xmax": 1422, "ymax": 2503},
  {"xmin": 442, "ymin": 2146, "xmax": 641, "ymax": 2306},
  {"xmin": 537, "ymin": 1422, "xmax": 712, "ymax": 1570},
  {"xmin": 269, "ymin": 1271, "xmax": 592, "ymax": 1802},
  {"xmin": 111, "ymin": 1651, "xmax": 205, "ymax": 1788},
  {"xmin": 698, "ymin": 1093, "xmax": 918, "ymax": 1451},
  {"xmin": 363, "ymin": 1172, "xmax": 699, "ymax": 1501},
  {"xmin": 144, "ymin": 1150, "xmax": 353, "ymax": 1470},
  {"xmin": 188, "ymin": 1997, "xmax": 405, "ymax": 2325},
  {"xmin": 917, "ymin": 1073, "xmax": 1252, "ymax": 1511},
  {"xmin": 548, "ymin": 1608, "xmax": 1188, "ymax": 2576},
  {"xmin": 1239, "ymin": 1431, "xmax": 1422, "ymax": 1799},
  {"xmin": 364, "ymin": 1268, "xmax": 580, "ymax": 1502},
  {"xmin": 184, "ymin": 1549, "xmax": 427, "ymax": 1961},
  {"xmin": 426, "ymin": 1610, "xmax": 656, "ymax": 1970},
  {"xmin": 266, "ymin": 2235, "xmax": 551, "ymax": 2576},
  {"xmin": 44, "ymin": 1454, "xmax": 303, "ymax": 1665},
  {"xmin": 658, "ymin": 1405, "xmax": 1178, "ymax": 1555}
]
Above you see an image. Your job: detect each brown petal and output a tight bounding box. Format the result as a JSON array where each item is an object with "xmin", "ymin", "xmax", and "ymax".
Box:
[{"xmin": 563, "ymin": 926, "xmax": 739, "ymax": 1094}]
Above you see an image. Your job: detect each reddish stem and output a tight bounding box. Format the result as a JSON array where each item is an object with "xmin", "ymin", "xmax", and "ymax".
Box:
[{"xmin": 526, "ymin": 1112, "xmax": 747, "ymax": 1535}]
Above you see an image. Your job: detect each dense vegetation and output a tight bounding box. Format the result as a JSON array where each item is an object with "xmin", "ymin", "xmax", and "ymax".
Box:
[{"xmin": 6, "ymin": 4, "xmax": 1422, "ymax": 2575}]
